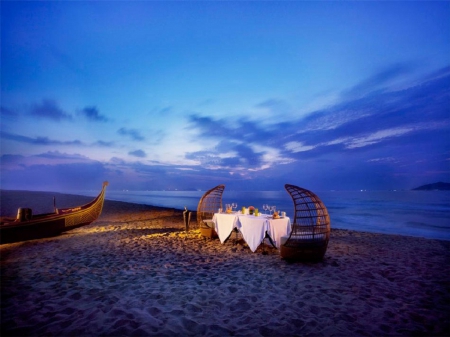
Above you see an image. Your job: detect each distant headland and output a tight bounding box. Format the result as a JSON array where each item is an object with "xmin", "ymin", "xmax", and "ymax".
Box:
[{"xmin": 412, "ymin": 182, "xmax": 450, "ymax": 191}]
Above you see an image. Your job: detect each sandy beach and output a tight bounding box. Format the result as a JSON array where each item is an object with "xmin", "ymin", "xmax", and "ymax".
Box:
[{"xmin": 1, "ymin": 192, "xmax": 450, "ymax": 336}]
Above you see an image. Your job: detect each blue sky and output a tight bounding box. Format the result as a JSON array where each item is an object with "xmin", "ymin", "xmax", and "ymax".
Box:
[{"xmin": 1, "ymin": 1, "xmax": 449, "ymax": 192}]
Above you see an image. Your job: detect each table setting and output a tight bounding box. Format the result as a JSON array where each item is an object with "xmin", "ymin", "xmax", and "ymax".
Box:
[{"xmin": 212, "ymin": 203, "xmax": 291, "ymax": 252}]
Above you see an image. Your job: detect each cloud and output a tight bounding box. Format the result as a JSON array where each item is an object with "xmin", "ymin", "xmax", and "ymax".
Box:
[
  {"xmin": 158, "ymin": 106, "xmax": 172, "ymax": 114},
  {"xmin": 0, "ymin": 154, "xmax": 26, "ymax": 167},
  {"xmin": 80, "ymin": 106, "xmax": 109, "ymax": 122},
  {"xmin": 2, "ymin": 66, "xmax": 449, "ymax": 192},
  {"xmin": 232, "ymin": 143, "xmax": 263, "ymax": 168},
  {"xmin": 185, "ymin": 139, "xmax": 269, "ymax": 172},
  {"xmin": 185, "ymin": 140, "xmax": 264, "ymax": 170},
  {"xmin": 367, "ymin": 157, "xmax": 397, "ymax": 163},
  {"xmin": 149, "ymin": 106, "xmax": 173, "ymax": 116},
  {"xmin": 186, "ymin": 66, "xmax": 450, "ymax": 186},
  {"xmin": 36, "ymin": 151, "xmax": 91, "ymax": 160},
  {"xmin": 345, "ymin": 126, "xmax": 416, "ymax": 149},
  {"xmin": 188, "ymin": 114, "xmax": 273, "ymax": 144},
  {"xmin": 283, "ymin": 69, "xmax": 449, "ymax": 154},
  {"xmin": 1, "ymin": 131, "xmax": 117, "ymax": 148},
  {"xmin": 185, "ymin": 151, "xmax": 222, "ymax": 166},
  {"xmin": 117, "ymin": 127, "xmax": 145, "ymax": 141},
  {"xmin": 421, "ymin": 65, "xmax": 450, "ymax": 82},
  {"xmin": 0, "ymin": 151, "xmax": 95, "ymax": 170},
  {"xmin": 0, "ymin": 131, "xmax": 83, "ymax": 146},
  {"xmin": 255, "ymin": 98, "xmax": 293, "ymax": 120},
  {"xmin": 129, "ymin": 149, "xmax": 146, "ymax": 158},
  {"xmin": 285, "ymin": 141, "xmax": 316, "ymax": 153},
  {"xmin": 255, "ymin": 98, "xmax": 291, "ymax": 114},
  {"xmin": 285, "ymin": 121, "xmax": 447, "ymax": 154},
  {"xmin": 343, "ymin": 63, "xmax": 414, "ymax": 100},
  {"xmin": 1, "ymin": 161, "xmax": 109, "ymax": 191},
  {"xmin": 93, "ymin": 140, "xmax": 115, "ymax": 147},
  {"xmin": 1, "ymin": 106, "xmax": 18, "ymax": 117},
  {"xmin": 29, "ymin": 99, "xmax": 72, "ymax": 121}
]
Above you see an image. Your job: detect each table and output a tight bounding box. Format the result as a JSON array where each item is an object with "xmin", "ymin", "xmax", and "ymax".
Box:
[
  {"xmin": 267, "ymin": 218, "xmax": 292, "ymax": 249},
  {"xmin": 237, "ymin": 215, "xmax": 270, "ymax": 252},
  {"xmin": 212, "ymin": 212, "xmax": 239, "ymax": 243},
  {"xmin": 212, "ymin": 212, "xmax": 291, "ymax": 252}
]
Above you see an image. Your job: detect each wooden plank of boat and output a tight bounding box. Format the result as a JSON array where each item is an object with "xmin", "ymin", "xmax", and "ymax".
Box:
[{"xmin": 0, "ymin": 181, "xmax": 108, "ymax": 244}]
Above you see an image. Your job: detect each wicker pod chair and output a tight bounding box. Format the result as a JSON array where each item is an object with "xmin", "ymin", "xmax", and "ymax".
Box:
[
  {"xmin": 197, "ymin": 184, "xmax": 225, "ymax": 239},
  {"xmin": 280, "ymin": 184, "xmax": 331, "ymax": 261}
]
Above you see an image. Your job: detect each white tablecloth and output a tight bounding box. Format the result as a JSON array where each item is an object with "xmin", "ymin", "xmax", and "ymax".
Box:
[
  {"xmin": 212, "ymin": 213, "xmax": 238, "ymax": 243},
  {"xmin": 213, "ymin": 213, "xmax": 291, "ymax": 252},
  {"xmin": 267, "ymin": 217, "xmax": 291, "ymax": 248},
  {"xmin": 236, "ymin": 215, "xmax": 270, "ymax": 252}
]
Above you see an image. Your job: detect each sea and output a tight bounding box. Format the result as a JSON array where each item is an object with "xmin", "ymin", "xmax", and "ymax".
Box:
[{"xmin": 74, "ymin": 189, "xmax": 450, "ymax": 241}]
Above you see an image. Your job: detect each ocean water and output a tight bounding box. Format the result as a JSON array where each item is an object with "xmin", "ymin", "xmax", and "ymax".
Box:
[{"xmin": 74, "ymin": 189, "xmax": 450, "ymax": 241}]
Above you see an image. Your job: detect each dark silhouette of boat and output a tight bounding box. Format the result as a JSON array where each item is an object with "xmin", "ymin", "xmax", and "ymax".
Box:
[{"xmin": 0, "ymin": 181, "xmax": 108, "ymax": 244}]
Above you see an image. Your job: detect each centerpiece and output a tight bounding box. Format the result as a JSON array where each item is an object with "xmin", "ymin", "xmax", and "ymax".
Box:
[{"xmin": 248, "ymin": 206, "xmax": 255, "ymax": 215}]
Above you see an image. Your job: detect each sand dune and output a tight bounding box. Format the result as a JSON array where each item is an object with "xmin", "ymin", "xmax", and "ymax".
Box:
[{"xmin": 1, "ymin": 196, "xmax": 449, "ymax": 336}]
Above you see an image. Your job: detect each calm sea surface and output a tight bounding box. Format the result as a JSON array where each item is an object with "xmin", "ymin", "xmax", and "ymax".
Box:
[
  {"xmin": 3, "ymin": 189, "xmax": 448, "ymax": 241},
  {"xmin": 72, "ymin": 189, "xmax": 450, "ymax": 241}
]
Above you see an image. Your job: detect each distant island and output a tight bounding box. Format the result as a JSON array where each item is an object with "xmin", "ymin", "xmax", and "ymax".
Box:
[{"xmin": 412, "ymin": 182, "xmax": 450, "ymax": 191}]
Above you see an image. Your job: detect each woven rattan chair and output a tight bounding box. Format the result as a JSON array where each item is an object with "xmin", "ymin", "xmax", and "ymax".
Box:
[
  {"xmin": 197, "ymin": 184, "xmax": 225, "ymax": 239},
  {"xmin": 280, "ymin": 184, "xmax": 331, "ymax": 261}
]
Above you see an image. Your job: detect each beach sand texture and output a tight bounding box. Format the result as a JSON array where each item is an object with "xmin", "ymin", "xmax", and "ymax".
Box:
[{"xmin": 1, "ymin": 192, "xmax": 450, "ymax": 336}]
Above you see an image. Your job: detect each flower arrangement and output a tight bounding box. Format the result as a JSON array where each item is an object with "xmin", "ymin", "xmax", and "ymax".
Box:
[{"xmin": 248, "ymin": 206, "xmax": 255, "ymax": 215}]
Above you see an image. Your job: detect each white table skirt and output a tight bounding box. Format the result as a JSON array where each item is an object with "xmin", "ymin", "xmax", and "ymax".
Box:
[
  {"xmin": 212, "ymin": 213, "xmax": 239, "ymax": 243},
  {"xmin": 267, "ymin": 217, "xmax": 292, "ymax": 248},
  {"xmin": 236, "ymin": 215, "xmax": 270, "ymax": 252},
  {"xmin": 213, "ymin": 212, "xmax": 291, "ymax": 252}
]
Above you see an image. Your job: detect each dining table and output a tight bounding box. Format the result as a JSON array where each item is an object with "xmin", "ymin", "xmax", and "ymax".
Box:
[{"xmin": 212, "ymin": 212, "xmax": 291, "ymax": 252}]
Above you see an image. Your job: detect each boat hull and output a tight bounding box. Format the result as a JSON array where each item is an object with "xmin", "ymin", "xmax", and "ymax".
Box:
[{"xmin": 0, "ymin": 182, "xmax": 108, "ymax": 244}]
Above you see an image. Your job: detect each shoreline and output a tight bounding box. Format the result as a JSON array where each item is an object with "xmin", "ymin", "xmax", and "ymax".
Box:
[
  {"xmin": 1, "ymin": 195, "xmax": 450, "ymax": 336},
  {"xmin": 1, "ymin": 190, "xmax": 449, "ymax": 243}
]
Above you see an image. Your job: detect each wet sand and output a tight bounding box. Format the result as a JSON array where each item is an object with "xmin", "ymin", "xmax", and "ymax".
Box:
[{"xmin": 1, "ymin": 192, "xmax": 449, "ymax": 336}]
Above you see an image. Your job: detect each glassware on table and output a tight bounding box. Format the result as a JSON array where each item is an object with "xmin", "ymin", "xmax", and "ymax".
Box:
[
  {"xmin": 232, "ymin": 202, "xmax": 237, "ymax": 212},
  {"xmin": 271, "ymin": 206, "xmax": 276, "ymax": 215},
  {"xmin": 263, "ymin": 204, "xmax": 268, "ymax": 214}
]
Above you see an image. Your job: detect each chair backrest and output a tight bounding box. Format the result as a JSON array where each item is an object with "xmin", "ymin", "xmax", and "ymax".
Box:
[
  {"xmin": 197, "ymin": 184, "xmax": 225, "ymax": 226},
  {"xmin": 284, "ymin": 184, "xmax": 331, "ymax": 240}
]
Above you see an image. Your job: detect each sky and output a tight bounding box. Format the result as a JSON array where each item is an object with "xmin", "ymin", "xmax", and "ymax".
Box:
[{"xmin": 1, "ymin": 1, "xmax": 449, "ymax": 192}]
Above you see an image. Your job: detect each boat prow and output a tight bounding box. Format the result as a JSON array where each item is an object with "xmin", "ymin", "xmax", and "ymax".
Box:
[{"xmin": 0, "ymin": 182, "xmax": 108, "ymax": 244}]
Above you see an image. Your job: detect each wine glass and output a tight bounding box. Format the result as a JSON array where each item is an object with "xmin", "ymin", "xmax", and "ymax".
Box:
[
  {"xmin": 271, "ymin": 205, "xmax": 276, "ymax": 215},
  {"xmin": 263, "ymin": 204, "xmax": 268, "ymax": 214},
  {"xmin": 232, "ymin": 202, "xmax": 237, "ymax": 212}
]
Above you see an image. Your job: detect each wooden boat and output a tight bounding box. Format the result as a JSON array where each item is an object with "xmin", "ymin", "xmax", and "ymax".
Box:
[{"xmin": 0, "ymin": 181, "xmax": 108, "ymax": 244}]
